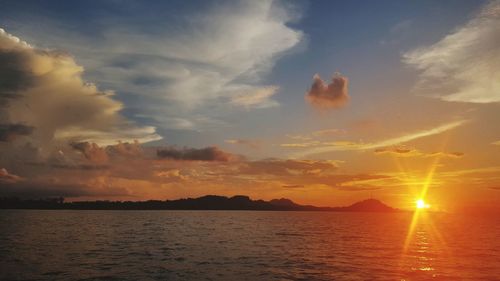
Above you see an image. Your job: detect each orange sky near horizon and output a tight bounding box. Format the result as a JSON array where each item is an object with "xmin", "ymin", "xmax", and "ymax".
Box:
[{"xmin": 0, "ymin": 1, "xmax": 499, "ymax": 212}]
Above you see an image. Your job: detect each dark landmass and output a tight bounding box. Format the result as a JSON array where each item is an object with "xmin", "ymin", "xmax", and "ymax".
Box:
[{"xmin": 0, "ymin": 195, "xmax": 398, "ymax": 212}]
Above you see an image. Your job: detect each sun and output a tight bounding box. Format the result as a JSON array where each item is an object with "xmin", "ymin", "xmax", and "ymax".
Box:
[{"xmin": 416, "ymin": 199, "xmax": 430, "ymax": 209}]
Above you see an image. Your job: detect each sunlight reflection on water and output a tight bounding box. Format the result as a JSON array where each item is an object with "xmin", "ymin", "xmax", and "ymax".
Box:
[{"xmin": 0, "ymin": 210, "xmax": 498, "ymax": 280}]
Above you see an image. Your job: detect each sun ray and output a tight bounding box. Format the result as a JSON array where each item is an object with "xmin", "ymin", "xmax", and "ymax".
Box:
[{"xmin": 402, "ymin": 132, "xmax": 451, "ymax": 254}]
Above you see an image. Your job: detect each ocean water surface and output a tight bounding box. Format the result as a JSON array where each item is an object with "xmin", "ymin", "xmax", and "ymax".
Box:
[{"xmin": 0, "ymin": 210, "xmax": 498, "ymax": 280}]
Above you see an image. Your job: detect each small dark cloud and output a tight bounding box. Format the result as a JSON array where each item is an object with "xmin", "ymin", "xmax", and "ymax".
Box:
[
  {"xmin": 157, "ymin": 146, "xmax": 234, "ymax": 162},
  {"xmin": 305, "ymin": 73, "xmax": 349, "ymax": 110},
  {"xmin": 0, "ymin": 123, "xmax": 34, "ymax": 142}
]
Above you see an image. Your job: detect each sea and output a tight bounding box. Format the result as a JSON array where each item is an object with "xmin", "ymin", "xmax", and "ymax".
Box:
[{"xmin": 0, "ymin": 210, "xmax": 498, "ymax": 281}]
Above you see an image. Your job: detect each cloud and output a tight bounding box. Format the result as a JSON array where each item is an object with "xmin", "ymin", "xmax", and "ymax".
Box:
[
  {"xmin": 105, "ymin": 141, "xmax": 144, "ymax": 158},
  {"xmin": 305, "ymin": 73, "xmax": 349, "ymax": 109},
  {"xmin": 285, "ymin": 134, "xmax": 313, "ymax": 141},
  {"xmin": 230, "ymin": 86, "xmax": 279, "ymax": 109},
  {"xmin": 155, "ymin": 169, "xmax": 188, "ymax": 181},
  {"xmin": 225, "ymin": 139, "xmax": 261, "ymax": 149},
  {"xmin": 429, "ymin": 151, "xmax": 464, "ymax": 158},
  {"xmin": 0, "ymin": 28, "xmax": 160, "ymax": 153},
  {"xmin": 0, "ymin": 123, "xmax": 34, "ymax": 142},
  {"xmin": 209, "ymin": 158, "xmax": 391, "ymax": 191},
  {"xmin": 374, "ymin": 146, "xmax": 464, "ymax": 158},
  {"xmin": 125, "ymin": 1, "xmax": 301, "ymax": 109},
  {"xmin": 70, "ymin": 142, "xmax": 110, "ymax": 164},
  {"xmin": 0, "ymin": 144, "xmax": 392, "ymax": 200},
  {"xmin": 0, "ymin": 168, "xmax": 22, "ymax": 183},
  {"xmin": 403, "ymin": 0, "xmax": 500, "ymax": 103},
  {"xmin": 281, "ymin": 129, "xmax": 346, "ymax": 146},
  {"xmin": 7, "ymin": 1, "xmax": 304, "ymax": 130},
  {"xmin": 288, "ymin": 120, "xmax": 466, "ymax": 157},
  {"xmin": 157, "ymin": 146, "xmax": 235, "ymax": 162},
  {"xmin": 374, "ymin": 146, "xmax": 417, "ymax": 156},
  {"xmin": 241, "ymin": 159, "xmax": 340, "ymax": 176},
  {"xmin": 280, "ymin": 141, "xmax": 321, "ymax": 148},
  {"xmin": 492, "ymin": 140, "xmax": 500, "ymax": 146},
  {"xmin": 300, "ymin": 173, "xmax": 391, "ymax": 190},
  {"xmin": 70, "ymin": 141, "xmax": 144, "ymax": 164},
  {"xmin": 282, "ymin": 184, "xmax": 304, "ymax": 188}
]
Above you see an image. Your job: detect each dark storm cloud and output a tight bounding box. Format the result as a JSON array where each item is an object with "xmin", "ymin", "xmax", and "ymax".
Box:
[
  {"xmin": 0, "ymin": 50, "xmax": 34, "ymax": 100},
  {"xmin": 0, "ymin": 123, "xmax": 34, "ymax": 141},
  {"xmin": 157, "ymin": 146, "xmax": 234, "ymax": 162}
]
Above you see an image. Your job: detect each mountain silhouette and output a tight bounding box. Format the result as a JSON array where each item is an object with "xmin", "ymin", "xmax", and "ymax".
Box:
[
  {"xmin": 337, "ymin": 198, "xmax": 395, "ymax": 212},
  {"xmin": 0, "ymin": 195, "xmax": 397, "ymax": 212}
]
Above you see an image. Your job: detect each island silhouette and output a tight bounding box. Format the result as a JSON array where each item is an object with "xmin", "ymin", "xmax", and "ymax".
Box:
[{"xmin": 0, "ymin": 195, "xmax": 397, "ymax": 212}]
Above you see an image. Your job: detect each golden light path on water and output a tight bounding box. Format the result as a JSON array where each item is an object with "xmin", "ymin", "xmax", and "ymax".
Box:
[
  {"xmin": 403, "ymin": 154, "xmax": 440, "ymax": 253},
  {"xmin": 397, "ymin": 134, "xmax": 456, "ymax": 276},
  {"xmin": 402, "ymin": 132, "xmax": 452, "ymax": 253}
]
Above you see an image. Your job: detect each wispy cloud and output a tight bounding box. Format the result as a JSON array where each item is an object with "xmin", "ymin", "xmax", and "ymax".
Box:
[
  {"xmin": 374, "ymin": 145, "xmax": 464, "ymax": 158},
  {"xmin": 225, "ymin": 139, "xmax": 261, "ymax": 149},
  {"xmin": 403, "ymin": 0, "xmax": 500, "ymax": 103},
  {"xmin": 288, "ymin": 120, "xmax": 467, "ymax": 157},
  {"xmin": 7, "ymin": 1, "xmax": 304, "ymax": 131},
  {"xmin": 230, "ymin": 86, "xmax": 279, "ymax": 109}
]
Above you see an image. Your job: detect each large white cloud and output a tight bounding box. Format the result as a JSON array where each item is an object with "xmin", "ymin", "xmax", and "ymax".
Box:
[
  {"xmin": 0, "ymin": 28, "xmax": 160, "ymax": 159},
  {"xmin": 404, "ymin": 0, "xmax": 500, "ymax": 103}
]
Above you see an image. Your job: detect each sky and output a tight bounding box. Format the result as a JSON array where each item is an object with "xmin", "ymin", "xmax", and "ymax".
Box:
[{"xmin": 0, "ymin": 0, "xmax": 499, "ymax": 212}]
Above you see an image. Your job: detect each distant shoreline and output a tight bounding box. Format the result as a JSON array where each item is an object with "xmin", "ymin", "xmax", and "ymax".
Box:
[{"xmin": 0, "ymin": 195, "xmax": 399, "ymax": 212}]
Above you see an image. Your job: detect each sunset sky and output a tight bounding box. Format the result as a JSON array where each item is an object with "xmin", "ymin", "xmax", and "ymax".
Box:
[{"xmin": 0, "ymin": 0, "xmax": 499, "ymax": 212}]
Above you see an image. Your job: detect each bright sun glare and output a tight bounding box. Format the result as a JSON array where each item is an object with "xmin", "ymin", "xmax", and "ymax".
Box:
[{"xmin": 416, "ymin": 199, "xmax": 430, "ymax": 209}]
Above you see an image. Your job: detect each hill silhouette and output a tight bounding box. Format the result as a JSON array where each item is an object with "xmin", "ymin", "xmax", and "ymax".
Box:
[
  {"xmin": 337, "ymin": 198, "xmax": 395, "ymax": 212},
  {"xmin": 0, "ymin": 195, "xmax": 397, "ymax": 212}
]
